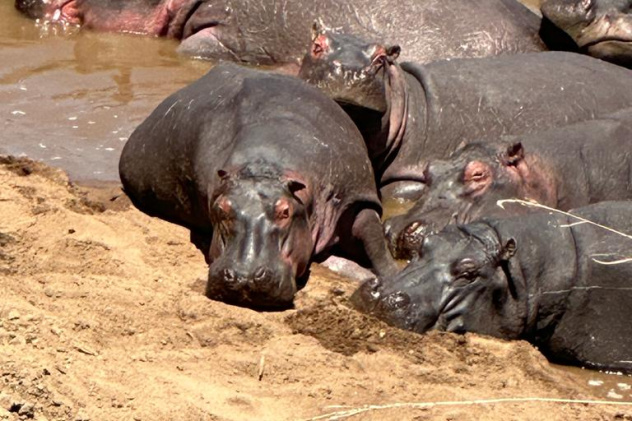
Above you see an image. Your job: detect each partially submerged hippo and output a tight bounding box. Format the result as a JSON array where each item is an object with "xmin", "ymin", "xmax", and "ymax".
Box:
[
  {"xmin": 119, "ymin": 63, "xmax": 396, "ymax": 309},
  {"xmin": 299, "ymin": 30, "xmax": 632, "ymax": 200},
  {"xmin": 15, "ymin": 0, "xmax": 545, "ymax": 66},
  {"xmin": 541, "ymin": 0, "xmax": 632, "ymax": 67},
  {"xmin": 385, "ymin": 108, "xmax": 632, "ymax": 259},
  {"xmin": 353, "ymin": 201, "xmax": 632, "ymax": 373}
]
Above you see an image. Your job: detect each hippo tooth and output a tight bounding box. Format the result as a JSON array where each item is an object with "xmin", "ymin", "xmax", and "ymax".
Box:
[{"xmin": 52, "ymin": 9, "xmax": 61, "ymax": 22}]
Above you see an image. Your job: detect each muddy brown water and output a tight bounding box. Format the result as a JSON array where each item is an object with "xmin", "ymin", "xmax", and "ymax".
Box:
[
  {"xmin": 2, "ymin": 0, "xmax": 631, "ymax": 402},
  {"xmin": 0, "ymin": 1, "xmax": 210, "ymax": 182}
]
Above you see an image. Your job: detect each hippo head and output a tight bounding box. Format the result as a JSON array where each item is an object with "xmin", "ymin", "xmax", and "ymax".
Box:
[
  {"xmin": 352, "ymin": 223, "xmax": 526, "ymax": 338},
  {"xmin": 541, "ymin": 0, "xmax": 632, "ymax": 66},
  {"xmin": 384, "ymin": 140, "xmax": 552, "ymax": 260},
  {"xmin": 15, "ymin": 0, "xmax": 81, "ymax": 23},
  {"xmin": 205, "ymin": 166, "xmax": 314, "ymax": 309},
  {"xmin": 298, "ymin": 23, "xmax": 401, "ymax": 113}
]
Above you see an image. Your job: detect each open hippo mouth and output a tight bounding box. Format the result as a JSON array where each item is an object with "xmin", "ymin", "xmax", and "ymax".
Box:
[{"xmin": 45, "ymin": 0, "xmax": 81, "ymax": 25}]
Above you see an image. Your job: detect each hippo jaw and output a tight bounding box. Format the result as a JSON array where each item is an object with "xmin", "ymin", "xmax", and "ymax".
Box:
[
  {"xmin": 542, "ymin": 0, "xmax": 632, "ymax": 64},
  {"xmin": 205, "ymin": 174, "xmax": 313, "ymax": 309},
  {"xmin": 353, "ymin": 224, "xmax": 526, "ymax": 337}
]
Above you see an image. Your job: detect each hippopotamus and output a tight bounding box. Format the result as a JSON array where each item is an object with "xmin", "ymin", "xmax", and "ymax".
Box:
[
  {"xmin": 15, "ymin": 0, "xmax": 545, "ymax": 67},
  {"xmin": 385, "ymin": 108, "xmax": 632, "ymax": 259},
  {"xmin": 353, "ymin": 201, "xmax": 632, "ymax": 373},
  {"xmin": 119, "ymin": 63, "xmax": 397, "ymax": 309},
  {"xmin": 298, "ymin": 29, "xmax": 632, "ymax": 200},
  {"xmin": 541, "ymin": 0, "xmax": 632, "ymax": 67}
]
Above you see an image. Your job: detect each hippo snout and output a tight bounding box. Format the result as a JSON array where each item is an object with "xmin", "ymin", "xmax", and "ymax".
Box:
[
  {"xmin": 206, "ymin": 263, "xmax": 296, "ymax": 309},
  {"xmin": 384, "ymin": 217, "xmax": 431, "ymax": 260}
]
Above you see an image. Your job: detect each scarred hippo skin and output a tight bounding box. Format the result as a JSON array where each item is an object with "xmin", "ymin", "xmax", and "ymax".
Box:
[
  {"xmin": 541, "ymin": 0, "xmax": 632, "ymax": 68},
  {"xmin": 15, "ymin": 0, "xmax": 545, "ymax": 66},
  {"xmin": 353, "ymin": 201, "xmax": 632, "ymax": 373},
  {"xmin": 119, "ymin": 63, "xmax": 397, "ymax": 309},
  {"xmin": 385, "ymin": 107, "xmax": 632, "ymax": 259},
  {"xmin": 299, "ymin": 30, "xmax": 632, "ymax": 200}
]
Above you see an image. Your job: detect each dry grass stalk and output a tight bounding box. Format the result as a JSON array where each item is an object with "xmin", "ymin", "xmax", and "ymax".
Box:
[{"xmin": 304, "ymin": 397, "xmax": 632, "ymax": 420}]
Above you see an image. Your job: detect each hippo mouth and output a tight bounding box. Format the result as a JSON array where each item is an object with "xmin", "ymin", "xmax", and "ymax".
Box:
[
  {"xmin": 47, "ymin": 0, "xmax": 81, "ymax": 25},
  {"xmin": 576, "ymin": 16, "xmax": 632, "ymax": 51}
]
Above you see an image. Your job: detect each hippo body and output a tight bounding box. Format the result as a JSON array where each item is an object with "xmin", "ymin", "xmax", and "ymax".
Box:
[
  {"xmin": 119, "ymin": 63, "xmax": 396, "ymax": 309},
  {"xmin": 354, "ymin": 201, "xmax": 632, "ymax": 372},
  {"xmin": 385, "ymin": 107, "xmax": 632, "ymax": 259},
  {"xmin": 16, "ymin": 0, "xmax": 545, "ymax": 66},
  {"xmin": 300, "ymin": 33, "xmax": 632, "ymax": 199},
  {"xmin": 541, "ymin": 0, "xmax": 632, "ymax": 68}
]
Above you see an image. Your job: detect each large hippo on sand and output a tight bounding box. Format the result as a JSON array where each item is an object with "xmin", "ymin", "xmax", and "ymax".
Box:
[
  {"xmin": 15, "ymin": 0, "xmax": 545, "ymax": 67},
  {"xmin": 299, "ymin": 29, "xmax": 632, "ymax": 199},
  {"xmin": 119, "ymin": 63, "xmax": 396, "ymax": 309},
  {"xmin": 353, "ymin": 201, "xmax": 632, "ymax": 373},
  {"xmin": 386, "ymin": 108, "xmax": 632, "ymax": 259},
  {"xmin": 541, "ymin": 0, "xmax": 632, "ymax": 67}
]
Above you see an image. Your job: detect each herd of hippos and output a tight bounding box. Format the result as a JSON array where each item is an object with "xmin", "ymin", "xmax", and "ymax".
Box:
[{"xmin": 16, "ymin": 0, "xmax": 632, "ymax": 373}]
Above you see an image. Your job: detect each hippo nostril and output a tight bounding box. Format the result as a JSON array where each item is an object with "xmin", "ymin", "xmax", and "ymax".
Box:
[
  {"xmin": 223, "ymin": 268, "xmax": 236, "ymax": 282},
  {"xmin": 253, "ymin": 266, "xmax": 267, "ymax": 281}
]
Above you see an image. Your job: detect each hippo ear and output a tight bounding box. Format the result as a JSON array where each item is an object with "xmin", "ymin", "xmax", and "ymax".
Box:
[
  {"xmin": 500, "ymin": 142, "xmax": 524, "ymax": 166},
  {"xmin": 310, "ymin": 22, "xmax": 330, "ymax": 57},
  {"xmin": 499, "ymin": 238, "xmax": 517, "ymax": 261},
  {"xmin": 370, "ymin": 44, "xmax": 401, "ymax": 66},
  {"xmin": 385, "ymin": 45, "xmax": 401, "ymax": 63},
  {"xmin": 311, "ymin": 21, "xmax": 325, "ymax": 41}
]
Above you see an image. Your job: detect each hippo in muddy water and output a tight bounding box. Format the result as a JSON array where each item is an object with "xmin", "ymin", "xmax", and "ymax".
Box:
[
  {"xmin": 299, "ymin": 29, "xmax": 632, "ymax": 200},
  {"xmin": 385, "ymin": 108, "xmax": 632, "ymax": 259},
  {"xmin": 353, "ymin": 201, "xmax": 632, "ymax": 373},
  {"xmin": 15, "ymin": 0, "xmax": 545, "ymax": 66},
  {"xmin": 541, "ymin": 0, "xmax": 632, "ymax": 67},
  {"xmin": 119, "ymin": 63, "xmax": 397, "ymax": 309}
]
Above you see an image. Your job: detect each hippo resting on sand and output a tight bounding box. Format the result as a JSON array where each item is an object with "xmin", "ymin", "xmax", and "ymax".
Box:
[
  {"xmin": 353, "ymin": 201, "xmax": 632, "ymax": 373},
  {"xmin": 541, "ymin": 0, "xmax": 632, "ymax": 68},
  {"xmin": 298, "ymin": 29, "xmax": 632, "ymax": 200},
  {"xmin": 15, "ymin": 0, "xmax": 545, "ymax": 66},
  {"xmin": 385, "ymin": 107, "xmax": 632, "ymax": 259},
  {"xmin": 119, "ymin": 63, "xmax": 397, "ymax": 309}
]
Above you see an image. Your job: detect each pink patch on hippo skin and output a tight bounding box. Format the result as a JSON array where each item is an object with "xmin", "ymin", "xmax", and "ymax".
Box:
[
  {"xmin": 311, "ymin": 35, "xmax": 330, "ymax": 58},
  {"xmin": 463, "ymin": 160, "xmax": 492, "ymax": 196}
]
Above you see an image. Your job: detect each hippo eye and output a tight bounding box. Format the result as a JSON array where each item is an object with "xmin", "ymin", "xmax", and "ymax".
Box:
[{"xmin": 450, "ymin": 258, "xmax": 479, "ymax": 282}]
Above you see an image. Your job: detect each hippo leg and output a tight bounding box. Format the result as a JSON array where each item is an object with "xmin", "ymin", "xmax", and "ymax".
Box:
[{"xmin": 339, "ymin": 208, "xmax": 399, "ymax": 278}]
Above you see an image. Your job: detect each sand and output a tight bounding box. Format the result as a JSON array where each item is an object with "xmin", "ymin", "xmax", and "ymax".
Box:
[{"xmin": 1, "ymin": 157, "xmax": 630, "ymax": 421}]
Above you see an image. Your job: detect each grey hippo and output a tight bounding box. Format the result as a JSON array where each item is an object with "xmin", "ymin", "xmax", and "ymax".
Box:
[
  {"xmin": 353, "ymin": 201, "xmax": 632, "ymax": 373},
  {"xmin": 119, "ymin": 63, "xmax": 397, "ymax": 309}
]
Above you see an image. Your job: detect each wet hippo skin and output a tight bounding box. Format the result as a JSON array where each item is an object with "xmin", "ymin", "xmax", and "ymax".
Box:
[
  {"xmin": 119, "ymin": 63, "xmax": 397, "ymax": 309},
  {"xmin": 16, "ymin": 0, "xmax": 545, "ymax": 66},
  {"xmin": 385, "ymin": 107, "xmax": 632, "ymax": 259},
  {"xmin": 354, "ymin": 201, "xmax": 632, "ymax": 373}
]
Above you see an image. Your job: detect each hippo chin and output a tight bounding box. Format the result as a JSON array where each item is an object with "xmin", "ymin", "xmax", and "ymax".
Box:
[
  {"xmin": 384, "ymin": 108, "xmax": 632, "ymax": 259},
  {"xmin": 541, "ymin": 0, "xmax": 632, "ymax": 67},
  {"xmin": 119, "ymin": 63, "xmax": 397, "ymax": 309},
  {"xmin": 354, "ymin": 201, "xmax": 632, "ymax": 373},
  {"xmin": 16, "ymin": 0, "xmax": 544, "ymax": 66}
]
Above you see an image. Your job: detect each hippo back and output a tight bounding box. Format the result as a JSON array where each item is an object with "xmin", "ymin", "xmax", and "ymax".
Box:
[{"xmin": 119, "ymin": 63, "xmax": 380, "ymax": 251}]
